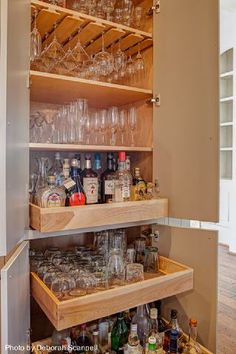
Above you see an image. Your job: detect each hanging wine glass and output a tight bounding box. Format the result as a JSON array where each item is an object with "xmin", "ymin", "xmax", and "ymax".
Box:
[
  {"xmin": 126, "ymin": 55, "xmax": 135, "ymax": 85},
  {"xmin": 94, "ymin": 33, "xmax": 114, "ymax": 79},
  {"xmin": 134, "ymin": 45, "xmax": 145, "ymax": 84},
  {"xmin": 60, "ymin": 47, "xmax": 77, "ymax": 75},
  {"xmin": 30, "ymin": 10, "xmax": 42, "ymax": 63}
]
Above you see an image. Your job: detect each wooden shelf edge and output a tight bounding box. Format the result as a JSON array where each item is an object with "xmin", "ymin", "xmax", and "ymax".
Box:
[
  {"xmin": 31, "ymin": 0, "xmax": 153, "ymax": 39},
  {"xmin": 29, "ymin": 143, "xmax": 153, "ymax": 152}
]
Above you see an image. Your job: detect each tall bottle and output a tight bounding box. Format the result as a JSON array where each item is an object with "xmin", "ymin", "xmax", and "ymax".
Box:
[
  {"xmin": 184, "ymin": 319, "xmax": 202, "ymax": 354},
  {"xmin": 65, "ymin": 160, "xmax": 86, "ymax": 206},
  {"xmin": 155, "ymin": 301, "xmax": 166, "ymax": 338},
  {"xmin": 163, "ymin": 309, "xmax": 182, "ymax": 351},
  {"xmin": 132, "ymin": 305, "xmax": 151, "ymax": 346},
  {"xmin": 101, "ymin": 153, "xmax": 116, "ymax": 203},
  {"xmin": 149, "ymin": 308, "xmax": 163, "ymax": 353},
  {"xmin": 169, "ymin": 330, "xmax": 178, "ymax": 354},
  {"xmin": 111, "ymin": 312, "xmax": 129, "ymax": 353},
  {"xmin": 92, "ymin": 330, "xmax": 102, "ymax": 354},
  {"xmin": 76, "ymin": 324, "xmax": 92, "ymax": 350},
  {"xmin": 115, "ymin": 152, "xmax": 132, "ymax": 202},
  {"xmin": 49, "ymin": 152, "xmax": 64, "ymax": 186},
  {"xmin": 74, "ymin": 153, "xmax": 82, "ymax": 175},
  {"xmin": 81, "ymin": 154, "xmax": 98, "ymax": 204},
  {"xmin": 124, "ymin": 323, "xmax": 143, "ymax": 354},
  {"xmin": 94, "ymin": 153, "xmax": 102, "ymax": 203},
  {"xmin": 63, "ymin": 159, "xmax": 70, "ymax": 181}
]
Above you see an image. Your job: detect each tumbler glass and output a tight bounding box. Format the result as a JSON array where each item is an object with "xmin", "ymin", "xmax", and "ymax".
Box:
[
  {"xmin": 126, "ymin": 263, "xmax": 144, "ymax": 283},
  {"xmin": 107, "ymin": 248, "xmax": 125, "ymax": 287},
  {"xmin": 144, "ymin": 247, "xmax": 159, "ymax": 273}
]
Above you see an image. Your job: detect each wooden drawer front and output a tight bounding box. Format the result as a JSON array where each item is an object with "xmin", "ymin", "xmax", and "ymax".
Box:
[
  {"xmin": 30, "ymin": 198, "xmax": 168, "ymax": 233},
  {"xmin": 31, "ymin": 256, "xmax": 193, "ymax": 331}
]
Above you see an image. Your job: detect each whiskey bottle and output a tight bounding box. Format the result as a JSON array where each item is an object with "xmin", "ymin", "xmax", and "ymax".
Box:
[
  {"xmin": 132, "ymin": 167, "xmax": 146, "ymax": 201},
  {"xmin": 149, "ymin": 308, "xmax": 163, "ymax": 353},
  {"xmin": 101, "ymin": 153, "xmax": 116, "ymax": 203},
  {"xmin": 114, "ymin": 152, "xmax": 132, "ymax": 202},
  {"xmin": 81, "ymin": 154, "xmax": 98, "ymax": 204},
  {"xmin": 94, "ymin": 153, "xmax": 102, "ymax": 203},
  {"xmin": 38, "ymin": 175, "xmax": 66, "ymax": 208},
  {"xmin": 124, "ymin": 323, "xmax": 143, "ymax": 354},
  {"xmin": 163, "ymin": 309, "xmax": 183, "ymax": 352}
]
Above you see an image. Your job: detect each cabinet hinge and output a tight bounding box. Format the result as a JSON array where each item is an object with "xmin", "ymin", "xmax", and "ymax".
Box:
[
  {"xmin": 147, "ymin": 94, "xmax": 161, "ymax": 107},
  {"xmin": 27, "ymin": 75, "xmax": 32, "ymax": 89},
  {"xmin": 26, "ymin": 328, "xmax": 32, "ymax": 347},
  {"xmin": 147, "ymin": 0, "xmax": 160, "ymax": 16}
]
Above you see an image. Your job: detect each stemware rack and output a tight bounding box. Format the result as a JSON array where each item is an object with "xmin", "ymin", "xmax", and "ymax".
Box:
[{"xmin": 31, "ymin": 256, "xmax": 193, "ymax": 330}]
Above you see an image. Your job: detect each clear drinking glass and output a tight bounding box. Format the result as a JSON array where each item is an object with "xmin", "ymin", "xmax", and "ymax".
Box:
[
  {"xmin": 119, "ymin": 109, "xmax": 127, "ymax": 145},
  {"xmin": 107, "ymin": 248, "xmax": 125, "ymax": 287},
  {"xmin": 128, "ymin": 106, "xmax": 137, "ymax": 146},
  {"xmin": 144, "ymin": 247, "xmax": 159, "ymax": 273},
  {"xmin": 108, "ymin": 106, "xmax": 119, "ymax": 145},
  {"xmin": 126, "ymin": 263, "xmax": 144, "ymax": 283}
]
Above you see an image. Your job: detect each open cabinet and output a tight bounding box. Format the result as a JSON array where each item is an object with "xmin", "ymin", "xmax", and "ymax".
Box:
[{"xmin": 0, "ymin": 0, "xmax": 219, "ymax": 353}]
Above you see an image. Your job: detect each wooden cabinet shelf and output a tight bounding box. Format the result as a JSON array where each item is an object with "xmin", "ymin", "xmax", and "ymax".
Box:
[
  {"xmin": 31, "ymin": 0, "xmax": 152, "ymax": 58},
  {"xmin": 31, "ymin": 256, "xmax": 193, "ymax": 331},
  {"xmin": 30, "ymin": 71, "xmax": 152, "ymax": 106},
  {"xmin": 30, "ymin": 199, "xmax": 168, "ymax": 233},
  {"xmin": 29, "ymin": 143, "xmax": 153, "ymax": 152}
]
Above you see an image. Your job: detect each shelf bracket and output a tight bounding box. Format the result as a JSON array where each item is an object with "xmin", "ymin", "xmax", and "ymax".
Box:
[
  {"xmin": 147, "ymin": 0, "xmax": 160, "ymax": 16},
  {"xmin": 147, "ymin": 94, "xmax": 161, "ymax": 107}
]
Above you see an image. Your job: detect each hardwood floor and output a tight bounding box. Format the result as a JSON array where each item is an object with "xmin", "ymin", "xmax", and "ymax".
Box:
[{"xmin": 218, "ymin": 244, "xmax": 236, "ymax": 354}]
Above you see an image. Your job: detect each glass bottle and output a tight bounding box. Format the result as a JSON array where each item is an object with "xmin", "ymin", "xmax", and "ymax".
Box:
[
  {"xmin": 183, "ymin": 319, "xmax": 202, "ymax": 354},
  {"xmin": 101, "ymin": 153, "xmax": 116, "ymax": 203},
  {"xmin": 132, "ymin": 305, "xmax": 151, "ymax": 346},
  {"xmin": 63, "ymin": 158, "xmax": 70, "ymax": 180},
  {"xmin": 49, "ymin": 152, "xmax": 64, "ymax": 186},
  {"xmin": 74, "ymin": 153, "xmax": 82, "ymax": 175},
  {"xmin": 35, "ymin": 157, "xmax": 48, "ymax": 194},
  {"xmin": 149, "ymin": 308, "xmax": 163, "ymax": 353},
  {"xmin": 81, "ymin": 154, "xmax": 98, "ymax": 204},
  {"xmin": 147, "ymin": 336, "xmax": 157, "ymax": 354},
  {"xmin": 51, "ymin": 328, "xmax": 71, "ymax": 354},
  {"xmin": 114, "ymin": 152, "xmax": 132, "ymax": 202},
  {"xmin": 37, "ymin": 175, "xmax": 66, "ymax": 208},
  {"xmin": 155, "ymin": 301, "xmax": 166, "ymax": 338},
  {"xmin": 132, "ymin": 167, "xmax": 147, "ymax": 201},
  {"xmin": 124, "ymin": 323, "xmax": 143, "ymax": 354},
  {"xmin": 93, "ymin": 330, "xmax": 102, "ymax": 354},
  {"xmin": 111, "ymin": 312, "xmax": 129, "ymax": 353},
  {"xmin": 94, "ymin": 153, "xmax": 102, "ymax": 203},
  {"xmin": 163, "ymin": 309, "xmax": 182, "ymax": 352},
  {"xmin": 65, "ymin": 161, "xmax": 86, "ymax": 206},
  {"xmin": 169, "ymin": 330, "xmax": 178, "ymax": 354},
  {"xmin": 76, "ymin": 324, "xmax": 92, "ymax": 349}
]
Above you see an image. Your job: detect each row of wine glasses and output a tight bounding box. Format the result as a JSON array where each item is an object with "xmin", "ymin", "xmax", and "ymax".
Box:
[
  {"xmin": 30, "ymin": 99, "xmax": 138, "ymax": 146},
  {"xmin": 31, "ymin": 16, "xmax": 146, "ymax": 86},
  {"xmin": 43, "ymin": 0, "xmax": 143, "ymax": 29}
]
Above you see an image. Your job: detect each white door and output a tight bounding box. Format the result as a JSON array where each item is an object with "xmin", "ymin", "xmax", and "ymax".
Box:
[
  {"xmin": 157, "ymin": 226, "xmax": 218, "ymax": 353},
  {"xmin": 1, "ymin": 241, "xmax": 30, "ymax": 353},
  {"xmin": 0, "ymin": 0, "xmax": 30, "ymax": 256},
  {"xmin": 153, "ymin": 0, "xmax": 219, "ymax": 222}
]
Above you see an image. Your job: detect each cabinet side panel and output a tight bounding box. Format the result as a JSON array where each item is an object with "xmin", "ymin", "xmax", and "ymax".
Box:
[
  {"xmin": 157, "ymin": 226, "xmax": 218, "ymax": 352},
  {"xmin": 153, "ymin": 0, "xmax": 219, "ymax": 221},
  {"xmin": 0, "ymin": 0, "xmax": 30, "ymax": 255}
]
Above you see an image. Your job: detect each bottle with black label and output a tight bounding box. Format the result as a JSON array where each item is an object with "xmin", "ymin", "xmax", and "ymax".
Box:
[{"xmin": 101, "ymin": 153, "xmax": 116, "ymax": 203}]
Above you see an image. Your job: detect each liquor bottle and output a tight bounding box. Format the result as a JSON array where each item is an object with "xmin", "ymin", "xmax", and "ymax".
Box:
[
  {"xmin": 49, "ymin": 152, "xmax": 64, "ymax": 186},
  {"xmin": 183, "ymin": 319, "xmax": 202, "ymax": 354},
  {"xmin": 155, "ymin": 301, "xmax": 166, "ymax": 337},
  {"xmin": 94, "ymin": 153, "xmax": 102, "ymax": 203},
  {"xmin": 132, "ymin": 167, "xmax": 147, "ymax": 201},
  {"xmin": 124, "ymin": 323, "xmax": 143, "ymax": 354},
  {"xmin": 147, "ymin": 336, "xmax": 157, "ymax": 354},
  {"xmin": 132, "ymin": 305, "xmax": 151, "ymax": 346},
  {"xmin": 37, "ymin": 175, "xmax": 66, "ymax": 208},
  {"xmin": 63, "ymin": 159, "xmax": 70, "ymax": 180},
  {"xmin": 169, "ymin": 330, "xmax": 178, "ymax": 354},
  {"xmin": 114, "ymin": 152, "xmax": 132, "ymax": 202},
  {"xmin": 101, "ymin": 153, "xmax": 116, "ymax": 203},
  {"xmin": 111, "ymin": 312, "xmax": 129, "ymax": 353},
  {"xmin": 65, "ymin": 161, "xmax": 86, "ymax": 206},
  {"xmin": 74, "ymin": 153, "xmax": 82, "ymax": 175},
  {"xmin": 70, "ymin": 326, "xmax": 80, "ymax": 353},
  {"xmin": 76, "ymin": 324, "xmax": 92, "ymax": 351},
  {"xmin": 163, "ymin": 309, "xmax": 182, "ymax": 352},
  {"xmin": 92, "ymin": 330, "xmax": 102, "ymax": 354},
  {"xmin": 81, "ymin": 154, "xmax": 98, "ymax": 204},
  {"xmin": 149, "ymin": 308, "xmax": 163, "ymax": 353},
  {"xmin": 124, "ymin": 310, "xmax": 132, "ymax": 330}
]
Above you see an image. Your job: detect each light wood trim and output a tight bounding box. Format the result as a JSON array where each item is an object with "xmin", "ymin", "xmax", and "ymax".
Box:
[
  {"xmin": 31, "ymin": 256, "xmax": 193, "ymax": 330},
  {"xmin": 29, "ymin": 143, "xmax": 153, "ymax": 152},
  {"xmin": 30, "ymin": 71, "xmax": 152, "ymax": 106},
  {"xmin": 34, "ymin": 9, "xmax": 65, "ymax": 38},
  {"xmin": 29, "ymin": 199, "xmax": 168, "ymax": 233},
  {"xmin": 31, "ymin": 0, "xmax": 152, "ymax": 38},
  {"xmin": 86, "ymin": 28, "xmax": 126, "ymax": 55}
]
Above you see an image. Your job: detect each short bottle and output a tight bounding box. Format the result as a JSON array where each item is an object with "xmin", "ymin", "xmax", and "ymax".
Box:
[
  {"xmin": 81, "ymin": 154, "xmax": 99, "ymax": 204},
  {"xmin": 111, "ymin": 312, "xmax": 129, "ymax": 353},
  {"xmin": 147, "ymin": 336, "xmax": 157, "ymax": 354},
  {"xmin": 114, "ymin": 152, "xmax": 132, "ymax": 202},
  {"xmin": 65, "ymin": 161, "xmax": 86, "ymax": 206},
  {"xmin": 38, "ymin": 175, "xmax": 66, "ymax": 208},
  {"xmin": 124, "ymin": 323, "xmax": 143, "ymax": 354},
  {"xmin": 149, "ymin": 308, "xmax": 163, "ymax": 353},
  {"xmin": 183, "ymin": 319, "xmax": 202, "ymax": 354},
  {"xmin": 132, "ymin": 167, "xmax": 146, "ymax": 201},
  {"xmin": 101, "ymin": 153, "xmax": 116, "ymax": 203}
]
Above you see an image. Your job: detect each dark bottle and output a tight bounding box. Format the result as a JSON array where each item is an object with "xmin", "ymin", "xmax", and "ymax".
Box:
[
  {"xmin": 94, "ymin": 153, "xmax": 102, "ymax": 203},
  {"xmin": 169, "ymin": 329, "xmax": 178, "ymax": 354},
  {"xmin": 155, "ymin": 300, "xmax": 167, "ymax": 335},
  {"xmin": 76, "ymin": 324, "xmax": 92, "ymax": 353},
  {"xmin": 163, "ymin": 309, "xmax": 182, "ymax": 352},
  {"xmin": 65, "ymin": 160, "xmax": 86, "ymax": 206},
  {"xmin": 81, "ymin": 154, "xmax": 98, "ymax": 205},
  {"xmin": 111, "ymin": 312, "xmax": 129, "ymax": 353},
  {"xmin": 74, "ymin": 154, "xmax": 82, "ymax": 175},
  {"xmin": 101, "ymin": 153, "xmax": 116, "ymax": 203}
]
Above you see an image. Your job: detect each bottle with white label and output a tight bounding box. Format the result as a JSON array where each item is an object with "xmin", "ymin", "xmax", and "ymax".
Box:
[
  {"xmin": 115, "ymin": 152, "xmax": 132, "ymax": 202},
  {"xmin": 101, "ymin": 152, "xmax": 116, "ymax": 203},
  {"xmin": 81, "ymin": 154, "xmax": 98, "ymax": 204}
]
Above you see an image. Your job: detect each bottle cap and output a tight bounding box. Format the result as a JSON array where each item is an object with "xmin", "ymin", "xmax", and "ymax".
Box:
[
  {"xmin": 131, "ymin": 323, "xmax": 137, "ymax": 332},
  {"xmin": 95, "ymin": 152, "xmax": 101, "ymax": 160},
  {"xmin": 63, "ymin": 159, "xmax": 70, "ymax": 164},
  {"xmin": 85, "ymin": 154, "xmax": 91, "ymax": 160},
  {"xmin": 93, "ymin": 330, "xmax": 99, "ymax": 335},
  {"xmin": 150, "ymin": 308, "xmax": 158, "ymax": 319},
  {"xmin": 189, "ymin": 319, "xmax": 197, "ymax": 327},
  {"xmin": 55, "ymin": 152, "xmax": 61, "ymax": 159},
  {"xmin": 118, "ymin": 152, "xmax": 126, "ymax": 162},
  {"xmin": 148, "ymin": 336, "xmax": 157, "ymax": 344},
  {"xmin": 171, "ymin": 309, "xmax": 178, "ymax": 319},
  {"xmin": 71, "ymin": 159, "xmax": 79, "ymax": 167}
]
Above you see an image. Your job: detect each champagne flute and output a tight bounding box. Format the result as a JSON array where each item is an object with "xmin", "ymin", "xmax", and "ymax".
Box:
[
  {"xmin": 128, "ymin": 107, "xmax": 137, "ymax": 147},
  {"xmin": 108, "ymin": 106, "xmax": 119, "ymax": 146},
  {"xmin": 119, "ymin": 109, "xmax": 127, "ymax": 146}
]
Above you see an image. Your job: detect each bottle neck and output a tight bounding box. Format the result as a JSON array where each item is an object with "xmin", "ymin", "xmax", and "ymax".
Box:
[
  {"xmin": 85, "ymin": 159, "xmax": 92, "ymax": 169},
  {"xmin": 107, "ymin": 159, "xmax": 113, "ymax": 170},
  {"xmin": 170, "ymin": 318, "xmax": 179, "ymax": 329},
  {"xmin": 93, "ymin": 334, "xmax": 99, "ymax": 345},
  {"xmin": 118, "ymin": 161, "xmax": 126, "ymax": 171},
  {"xmin": 95, "ymin": 159, "xmax": 101, "ymax": 170},
  {"xmin": 150, "ymin": 318, "xmax": 158, "ymax": 330},
  {"xmin": 189, "ymin": 326, "xmax": 198, "ymax": 342},
  {"xmin": 70, "ymin": 167, "xmax": 78, "ymax": 178}
]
